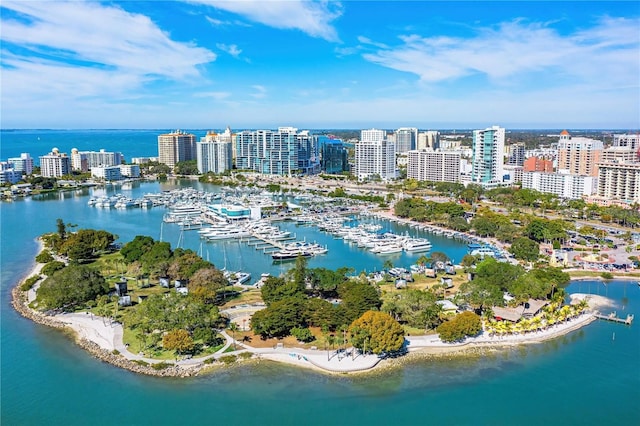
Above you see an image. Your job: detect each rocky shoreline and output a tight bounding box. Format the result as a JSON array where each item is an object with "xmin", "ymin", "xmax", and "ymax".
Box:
[{"xmin": 11, "ymin": 284, "xmax": 202, "ymax": 378}]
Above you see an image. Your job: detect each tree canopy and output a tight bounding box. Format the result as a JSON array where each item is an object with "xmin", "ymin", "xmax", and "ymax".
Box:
[
  {"xmin": 37, "ymin": 264, "xmax": 109, "ymax": 310},
  {"xmin": 349, "ymin": 311, "xmax": 405, "ymax": 355},
  {"xmin": 437, "ymin": 311, "xmax": 482, "ymax": 343}
]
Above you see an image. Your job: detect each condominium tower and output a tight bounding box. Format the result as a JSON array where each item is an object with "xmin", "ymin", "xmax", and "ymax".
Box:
[
  {"xmin": 394, "ymin": 128, "xmax": 418, "ymax": 153},
  {"xmin": 235, "ymin": 127, "xmax": 318, "ymax": 175},
  {"xmin": 557, "ymin": 130, "xmax": 603, "ymax": 177},
  {"xmin": 471, "ymin": 126, "xmax": 505, "ymax": 185},
  {"xmin": 197, "ymin": 130, "xmax": 233, "ymax": 174},
  {"xmin": 354, "ymin": 129, "xmax": 395, "ymax": 181},
  {"xmin": 407, "ymin": 150, "xmax": 460, "ymax": 183},
  {"xmin": 158, "ymin": 130, "xmax": 197, "ymax": 168},
  {"xmin": 39, "ymin": 148, "xmax": 71, "ymax": 178}
]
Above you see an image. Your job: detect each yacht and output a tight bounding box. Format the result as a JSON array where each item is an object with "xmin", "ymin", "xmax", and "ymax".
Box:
[{"xmin": 403, "ymin": 238, "xmax": 432, "ymax": 252}]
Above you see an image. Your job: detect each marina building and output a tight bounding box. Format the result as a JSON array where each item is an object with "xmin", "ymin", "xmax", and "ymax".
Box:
[
  {"xmin": 471, "ymin": 126, "xmax": 505, "ymax": 186},
  {"xmin": 7, "ymin": 153, "xmax": 34, "ymax": 176},
  {"xmin": 406, "ymin": 150, "xmax": 461, "ymax": 183},
  {"xmin": 197, "ymin": 131, "xmax": 233, "ymax": 174},
  {"xmin": 157, "ymin": 130, "xmax": 197, "ymax": 168},
  {"xmin": 354, "ymin": 136, "xmax": 396, "ymax": 181},
  {"xmin": 557, "ymin": 130, "xmax": 603, "ymax": 177},
  {"xmin": 394, "ymin": 128, "xmax": 418, "ymax": 153},
  {"xmin": 521, "ymin": 171, "xmax": 596, "ymax": 199},
  {"xmin": 39, "ymin": 148, "xmax": 71, "ymax": 178}
]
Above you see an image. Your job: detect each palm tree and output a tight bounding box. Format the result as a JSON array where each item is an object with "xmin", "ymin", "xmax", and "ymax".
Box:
[{"xmin": 228, "ymin": 322, "xmax": 238, "ymax": 351}]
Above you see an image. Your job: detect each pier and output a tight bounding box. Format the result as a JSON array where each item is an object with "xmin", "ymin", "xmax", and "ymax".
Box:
[{"xmin": 594, "ymin": 311, "xmax": 634, "ymax": 325}]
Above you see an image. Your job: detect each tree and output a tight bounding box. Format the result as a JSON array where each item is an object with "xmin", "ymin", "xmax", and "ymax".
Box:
[
  {"xmin": 121, "ymin": 236, "xmax": 155, "ymax": 263},
  {"xmin": 167, "ymin": 249, "xmax": 212, "ymax": 281},
  {"xmin": 56, "ymin": 218, "xmax": 67, "ymax": 241},
  {"xmin": 349, "ymin": 311, "xmax": 405, "ymax": 355},
  {"xmin": 382, "ymin": 289, "xmax": 442, "ymax": 330},
  {"xmin": 174, "ymin": 160, "xmax": 199, "ymax": 175},
  {"xmin": 437, "ymin": 311, "xmax": 482, "ymax": 343},
  {"xmin": 251, "ymin": 296, "xmax": 306, "ymax": 338},
  {"xmin": 163, "ymin": 329, "xmax": 194, "ymax": 354},
  {"xmin": 188, "ymin": 267, "xmax": 228, "ymax": 303},
  {"xmin": 337, "ymin": 279, "xmax": 381, "ymax": 324},
  {"xmin": 37, "ymin": 264, "xmax": 109, "ymax": 310},
  {"xmin": 291, "ymin": 327, "xmax": 315, "ymax": 343},
  {"xmin": 509, "ymin": 237, "xmax": 540, "ymax": 262},
  {"xmin": 261, "ymin": 276, "xmax": 304, "ymax": 306},
  {"xmin": 36, "ymin": 250, "xmax": 54, "ymax": 264}
]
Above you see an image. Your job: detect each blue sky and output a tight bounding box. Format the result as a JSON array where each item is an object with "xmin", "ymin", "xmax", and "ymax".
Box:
[{"xmin": 1, "ymin": 1, "xmax": 638, "ymax": 129}]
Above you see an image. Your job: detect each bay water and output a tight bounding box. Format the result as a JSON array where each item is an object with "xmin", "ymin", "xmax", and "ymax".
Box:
[{"xmin": 1, "ymin": 130, "xmax": 639, "ymax": 425}]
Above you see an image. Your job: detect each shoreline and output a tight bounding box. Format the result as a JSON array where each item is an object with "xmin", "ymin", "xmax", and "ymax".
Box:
[{"xmin": 11, "ymin": 237, "xmax": 628, "ymax": 378}]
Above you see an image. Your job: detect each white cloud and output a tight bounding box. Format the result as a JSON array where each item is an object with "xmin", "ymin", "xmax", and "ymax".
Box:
[
  {"xmin": 0, "ymin": 0, "xmax": 216, "ymax": 104},
  {"xmin": 193, "ymin": 91, "xmax": 232, "ymax": 100},
  {"xmin": 189, "ymin": 0, "xmax": 342, "ymax": 41},
  {"xmin": 361, "ymin": 17, "xmax": 640, "ymax": 90},
  {"xmin": 251, "ymin": 85, "xmax": 267, "ymax": 99},
  {"xmin": 216, "ymin": 43, "xmax": 242, "ymax": 58}
]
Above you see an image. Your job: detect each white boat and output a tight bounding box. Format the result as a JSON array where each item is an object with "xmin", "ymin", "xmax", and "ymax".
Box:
[
  {"xmin": 403, "ymin": 238, "xmax": 432, "ymax": 252},
  {"xmin": 470, "ymin": 247, "xmax": 497, "ymax": 257},
  {"xmin": 224, "ymin": 271, "xmax": 252, "ymax": 285}
]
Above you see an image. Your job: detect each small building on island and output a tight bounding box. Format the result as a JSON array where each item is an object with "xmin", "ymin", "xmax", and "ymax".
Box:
[{"xmin": 492, "ymin": 299, "xmax": 549, "ymax": 322}]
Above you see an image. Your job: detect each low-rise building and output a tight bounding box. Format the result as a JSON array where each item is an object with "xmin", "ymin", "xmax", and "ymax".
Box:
[{"xmin": 91, "ymin": 166, "xmax": 122, "ymax": 181}]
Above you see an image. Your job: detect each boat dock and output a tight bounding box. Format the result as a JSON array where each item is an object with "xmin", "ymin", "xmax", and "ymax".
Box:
[{"xmin": 594, "ymin": 311, "xmax": 634, "ymax": 325}]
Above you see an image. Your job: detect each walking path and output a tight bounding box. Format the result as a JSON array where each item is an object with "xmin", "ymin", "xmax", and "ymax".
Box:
[{"xmin": 55, "ymin": 309, "xmax": 599, "ymax": 374}]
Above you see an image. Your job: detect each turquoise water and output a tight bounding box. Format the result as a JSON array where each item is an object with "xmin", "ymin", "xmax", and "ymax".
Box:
[{"xmin": 1, "ymin": 130, "xmax": 639, "ymax": 425}]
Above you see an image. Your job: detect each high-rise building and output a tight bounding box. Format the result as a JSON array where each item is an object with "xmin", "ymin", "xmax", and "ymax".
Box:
[
  {"xmin": 39, "ymin": 148, "xmax": 71, "ymax": 178},
  {"xmin": 360, "ymin": 129, "xmax": 386, "ymax": 143},
  {"xmin": 601, "ymin": 147, "xmax": 638, "ymax": 164},
  {"xmin": 394, "ymin": 128, "xmax": 418, "ymax": 153},
  {"xmin": 197, "ymin": 131, "xmax": 233, "ymax": 174},
  {"xmin": 596, "ymin": 162, "xmax": 640, "ymax": 204},
  {"xmin": 354, "ymin": 138, "xmax": 395, "ymax": 181},
  {"xmin": 235, "ymin": 127, "xmax": 318, "ymax": 176},
  {"xmin": 318, "ymin": 136, "xmax": 348, "ymax": 174},
  {"xmin": 157, "ymin": 130, "xmax": 197, "ymax": 168},
  {"xmin": 7, "ymin": 153, "xmax": 34, "ymax": 175},
  {"xmin": 613, "ymin": 133, "xmax": 640, "ymax": 151},
  {"xmin": 417, "ymin": 131, "xmax": 440, "ymax": 150},
  {"xmin": 407, "ymin": 150, "xmax": 460, "ymax": 183},
  {"xmin": 471, "ymin": 126, "xmax": 505, "ymax": 185},
  {"xmin": 557, "ymin": 130, "xmax": 603, "ymax": 177},
  {"xmin": 507, "ymin": 143, "xmax": 525, "ymax": 166}
]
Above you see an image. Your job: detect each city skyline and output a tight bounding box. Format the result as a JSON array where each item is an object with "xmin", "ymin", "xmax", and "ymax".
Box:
[{"xmin": 1, "ymin": 1, "xmax": 639, "ymax": 130}]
